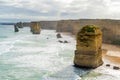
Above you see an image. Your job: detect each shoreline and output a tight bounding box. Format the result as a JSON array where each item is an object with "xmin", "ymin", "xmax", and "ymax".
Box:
[
  {"xmin": 61, "ymin": 32, "xmax": 120, "ymax": 66},
  {"xmin": 102, "ymin": 44, "xmax": 120, "ymax": 66}
]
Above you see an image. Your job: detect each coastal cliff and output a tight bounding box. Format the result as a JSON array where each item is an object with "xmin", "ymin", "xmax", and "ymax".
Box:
[
  {"xmin": 22, "ymin": 21, "xmax": 57, "ymax": 29},
  {"xmin": 56, "ymin": 20, "xmax": 81, "ymax": 34},
  {"xmin": 40, "ymin": 21, "xmax": 57, "ymax": 30},
  {"xmin": 15, "ymin": 19, "xmax": 120, "ymax": 45},
  {"xmin": 56, "ymin": 19, "xmax": 120, "ymax": 44}
]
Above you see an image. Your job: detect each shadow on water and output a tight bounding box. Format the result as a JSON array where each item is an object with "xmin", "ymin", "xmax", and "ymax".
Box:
[{"xmin": 43, "ymin": 65, "xmax": 93, "ymax": 80}]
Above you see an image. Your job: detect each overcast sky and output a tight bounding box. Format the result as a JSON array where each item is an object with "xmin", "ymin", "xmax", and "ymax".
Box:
[{"xmin": 0, "ymin": 0, "xmax": 120, "ymax": 22}]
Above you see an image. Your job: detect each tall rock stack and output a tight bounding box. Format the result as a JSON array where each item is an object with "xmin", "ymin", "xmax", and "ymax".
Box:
[
  {"xmin": 74, "ymin": 25, "xmax": 103, "ymax": 68},
  {"xmin": 14, "ymin": 24, "xmax": 19, "ymax": 32},
  {"xmin": 30, "ymin": 22, "xmax": 41, "ymax": 34}
]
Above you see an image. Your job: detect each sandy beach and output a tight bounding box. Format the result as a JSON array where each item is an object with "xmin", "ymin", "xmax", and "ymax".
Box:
[{"xmin": 102, "ymin": 44, "xmax": 120, "ymax": 65}]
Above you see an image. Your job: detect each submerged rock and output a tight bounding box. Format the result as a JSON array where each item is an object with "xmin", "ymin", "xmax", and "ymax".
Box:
[
  {"xmin": 106, "ymin": 64, "xmax": 110, "ymax": 67},
  {"xmin": 74, "ymin": 25, "xmax": 103, "ymax": 68},
  {"xmin": 113, "ymin": 66, "xmax": 120, "ymax": 70},
  {"xmin": 58, "ymin": 40, "xmax": 63, "ymax": 43},
  {"xmin": 56, "ymin": 33, "xmax": 62, "ymax": 38},
  {"xmin": 64, "ymin": 40, "xmax": 68, "ymax": 43},
  {"xmin": 58, "ymin": 40, "xmax": 69, "ymax": 43}
]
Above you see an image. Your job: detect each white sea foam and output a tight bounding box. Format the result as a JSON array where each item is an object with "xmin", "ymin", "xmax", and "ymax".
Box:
[
  {"xmin": 0, "ymin": 41, "xmax": 15, "ymax": 55},
  {"xmin": 1, "ymin": 27, "xmax": 120, "ymax": 80},
  {"xmin": 95, "ymin": 66, "xmax": 120, "ymax": 78},
  {"xmin": 0, "ymin": 44, "xmax": 13, "ymax": 55},
  {"xmin": 6, "ymin": 30, "xmax": 75, "ymax": 73}
]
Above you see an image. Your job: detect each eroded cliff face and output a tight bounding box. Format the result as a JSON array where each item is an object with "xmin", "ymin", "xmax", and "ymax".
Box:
[
  {"xmin": 56, "ymin": 20, "xmax": 81, "ymax": 35},
  {"xmin": 40, "ymin": 21, "xmax": 57, "ymax": 30},
  {"xmin": 22, "ymin": 21, "xmax": 57, "ymax": 29},
  {"xmin": 56, "ymin": 19, "xmax": 120, "ymax": 44}
]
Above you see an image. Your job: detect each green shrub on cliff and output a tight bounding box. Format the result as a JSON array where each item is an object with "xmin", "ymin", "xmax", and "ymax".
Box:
[{"xmin": 80, "ymin": 25, "xmax": 98, "ymax": 33}]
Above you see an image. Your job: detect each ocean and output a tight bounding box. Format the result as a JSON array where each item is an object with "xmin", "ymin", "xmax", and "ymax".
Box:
[{"xmin": 0, "ymin": 25, "xmax": 120, "ymax": 80}]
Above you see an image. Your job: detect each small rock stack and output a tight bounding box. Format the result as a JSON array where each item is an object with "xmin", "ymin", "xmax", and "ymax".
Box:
[
  {"xmin": 17, "ymin": 22, "xmax": 23, "ymax": 28},
  {"xmin": 56, "ymin": 33, "xmax": 62, "ymax": 38},
  {"xmin": 74, "ymin": 25, "xmax": 103, "ymax": 68},
  {"xmin": 30, "ymin": 22, "xmax": 41, "ymax": 34}
]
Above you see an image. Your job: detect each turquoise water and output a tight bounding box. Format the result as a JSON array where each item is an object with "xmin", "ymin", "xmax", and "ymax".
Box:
[{"xmin": 0, "ymin": 25, "xmax": 120, "ymax": 80}]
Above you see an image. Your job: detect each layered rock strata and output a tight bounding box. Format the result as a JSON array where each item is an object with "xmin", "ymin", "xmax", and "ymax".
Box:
[
  {"xmin": 74, "ymin": 25, "xmax": 103, "ymax": 68},
  {"xmin": 30, "ymin": 22, "xmax": 41, "ymax": 34}
]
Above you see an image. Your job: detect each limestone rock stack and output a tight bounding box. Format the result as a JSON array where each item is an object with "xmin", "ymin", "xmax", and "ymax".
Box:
[
  {"xmin": 14, "ymin": 24, "xmax": 19, "ymax": 32},
  {"xmin": 30, "ymin": 22, "xmax": 41, "ymax": 34},
  {"xmin": 17, "ymin": 22, "xmax": 23, "ymax": 28},
  {"xmin": 74, "ymin": 25, "xmax": 103, "ymax": 68}
]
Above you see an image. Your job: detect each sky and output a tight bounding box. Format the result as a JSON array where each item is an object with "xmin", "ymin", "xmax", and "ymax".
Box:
[{"xmin": 0, "ymin": 0, "xmax": 120, "ymax": 22}]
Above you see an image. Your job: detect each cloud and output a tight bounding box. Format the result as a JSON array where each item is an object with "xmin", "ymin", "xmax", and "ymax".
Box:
[
  {"xmin": 0, "ymin": 0, "xmax": 120, "ymax": 22},
  {"xmin": 60, "ymin": 0, "xmax": 120, "ymax": 19},
  {"xmin": 60, "ymin": 0, "xmax": 108, "ymax": 18}
]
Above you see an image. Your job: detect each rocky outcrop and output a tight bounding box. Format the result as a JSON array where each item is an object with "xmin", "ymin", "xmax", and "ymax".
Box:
[
  {"xmin": 58, "ymin": 40, "xmax": 63, "ymax": 43},
  {"xmin": 74, "ymin": 25, "xmax": 103, "ymax": 68},
  {"xmin": 106, "ymin": 64, "xmax": 110, "ymax": 67},
  {"xmin": 14, "ymin": 24, "xmax": 19, "ymax": 32},
  {"xmin": 14, "ymin": 22, "xmax": 23, "ymax": 28},
  {"xmin": 14, "ymin": 22, "xmax": 23, "ymax": 32},
  {"xmin": 16, "ymin": 22, "xmax": 23, "ymax": 28},
  {"xmin": 56, "ymin": 33, "xmax": 62, "ymax": 38},
  {"xmin": 113, "ymin": 66, "xmax": 120, "ymax": 70},
  {"xmin": 30, "ymin": 22, "xmax": 41, "ymax": 34},
  {"xmin": 58, "ymin": 40, "xmax": 69, "ymax": 43},
  {"xmin": 64, "ymin": 40, "xmax": 68, "ymax": 43}
]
